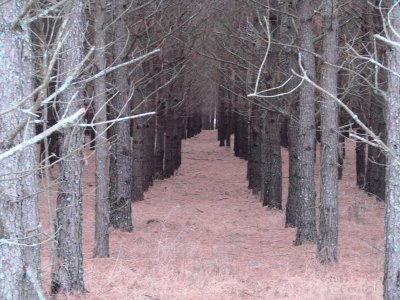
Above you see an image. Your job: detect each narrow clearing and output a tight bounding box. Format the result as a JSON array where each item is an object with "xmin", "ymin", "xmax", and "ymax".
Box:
[{"xmin": 43, "ymin": 130, "xmax": 383, "ymax": 299}]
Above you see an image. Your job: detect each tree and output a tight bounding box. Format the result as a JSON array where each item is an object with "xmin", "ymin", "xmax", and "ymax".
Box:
[
  {"xmin": 383, "ymin": 2, "xmax": 400, "ymax": 298},
  {"xmin": 0, "ymin": 1, "xmax": 41, "ymax": 299},
  {"xmin": 93, "ymin": 0, "xmax": 110, "ymax": 258},
  {"xmin": 294, "ymin": 0, "xmax": 317, "ymax": 245},
  {"xmin": 52, "ymin": 0, "xmax": 86, "ymax": 293},
  {"xmin": 318, "ymin": 0, "xmax": 339, "ymax": 263},
  {"xmin": 108, "ymin": 0, "xmax": 133, "ymax": 231}
]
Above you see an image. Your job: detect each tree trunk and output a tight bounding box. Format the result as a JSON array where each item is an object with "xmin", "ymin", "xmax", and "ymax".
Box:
[
  {"xmin": 366, "ymin": 99, "xmax": 386, "ymax": 201},
  {"xmin": 0, "ymin": 2, "xmax": 41, "ymax": 298},
  {"xmin": 317, "ymin": 0, "xmax": 339, "ymax": 263},
  {"xmin": 132, "ymin": 91, "xmax": 145, "ymax": 202},
  {"xmin": 93, "ymin": 0, "xmax": 110, "ymax": 258},
  {"xmin": 286, "ymin": 98, "xmax": 300, "ymax": 227},
  {"xmin": 356, "ymin": 128, "xmax": 366, "ymax": 189},
  {"xmin": 52, "ymin": 0, "xmax": 86, "ymax": 293},
  {"xmin": 247, "ymin": 104, "xmax": 262, "ymax": 194},
  {"xmin": 109, "ymin": 0, "xmax": 133, "ymax": 231},
  {"xmin": 142, "ymin": 94, "xmax": 156, "ymax": 191},
  {"xmin": 155, "ymin": 96, "xmax": 166, "ymax": 178},
  {"xmin": 261, "ymin": 111, "xmax": 282, "ymax": 208},
  {"xmin": 282, "ymin": 0, "xmax": 301, "ymax": 228},
  {"xmin": 294, "ymin": 0, "xmax": 317, "ymax": 245},
  {"xmin": 164, "ymin": 93, "xmax": 177, "ymax": 177},
  {"xmin": 383, "ymin": 4, "xmax": 400, "ymax": 298}
]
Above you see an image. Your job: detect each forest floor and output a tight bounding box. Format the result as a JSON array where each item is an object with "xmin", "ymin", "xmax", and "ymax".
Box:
[{"xmin": 41, "ymin": 130, "xmax": 384, "ymax": 300}]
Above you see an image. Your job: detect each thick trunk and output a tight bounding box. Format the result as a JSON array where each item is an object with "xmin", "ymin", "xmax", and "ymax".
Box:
[
  {"xmin": 384, "ymin": 4, "xmax": 400, "ymax": 298},
  {"xmin": 93, "ymin": 0, "xmax": 110, "ymax": 258},
  {"xmin": 52, "ymin": 1, "xmax": 86, "ymax": 293},
  {"xmin": 318, "ymin": 0, "xmax": 339, "ymax": 263},
  {"xmin": 261, "ymin": 111, "xmax": 282, "ymax": 208},
  {"xmin": 295, "ymin": 0, "xmax": 317, "ymax": 244},
  {"xmin": 109, "ymin": 0, "xmax": 133, "ymax": 231},
  {"xmin": 0, "ymin": 2, "xmax": 41, "ymax": 298}
]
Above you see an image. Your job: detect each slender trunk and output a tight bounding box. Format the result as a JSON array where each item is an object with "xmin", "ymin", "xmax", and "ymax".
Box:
[
  {"xmin": 318, "ymin": 0, "xmax": 339, "ymax": 263},
  {"xmin": 295, "ymin": 0, "xmax": 317, "ymax": 245},
  {"xmin": 109, "ymin": 0, "xmax": 133, "ymax": 231},
  {"xmin": 286, "ymin": 100, "xmax": 300, "ymax": 227},
  {"xmin": 143, "ymin": 94, "xmax": 156, "ymax": 191},
  {"xmin": 52, "ymin": 1, "xmax": 86, "ymax": 293},
  {"xmin": 132, "ymin": 90, "xmax": 145, "ymax": 202},
  {"xmin": 164, "ymin": 93, "xmax": 177, "ymax": 177},
  {"xmin": 282, "ymin": 0, "xmax": 301, "ymax": 228},
  {"xmin": 356, "ymin": 128, "xmax": 366, "ymax": 189},
  {"xmin": 93, "ymin": 0, "xmax": 110, "ymax": 258}
]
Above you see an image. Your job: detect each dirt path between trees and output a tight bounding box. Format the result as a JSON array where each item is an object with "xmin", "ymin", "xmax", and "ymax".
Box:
[{"xmin": 42, "ymin": 130, "xmax": 384, "ymax": 299}]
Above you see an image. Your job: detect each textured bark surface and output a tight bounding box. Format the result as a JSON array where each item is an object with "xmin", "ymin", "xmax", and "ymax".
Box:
[
  {"xmin": 164, "ymin": 92, "xmax": 178, "ymax": 177},
  {"xmin": 286, "ymin": 99, "xmax": 300, "ymax": 227},
  {"xmin": 261, "ymin": 111, "xmax": 282, "ymax": 208},
  {"xmin": 132, "ymin": 90, "xmax": 145, "ymax": 201},
  {"xmin": 155, "ymin": 96, "xmax": 166, "ymax": 178},
  {"xmin": 383, "ymin": 4, "xmax": 400, "ymax": 299},
  {"xmin": 294, "ymin": 0, "xmax": 317, "ymax": 245},
  {"xmin": 109, "ymin": 0, "xmax": 133, "ymax": 231},
  {"xmin": 280, "ymin": 0, "xmax": 301, "ymax": 228},
  {"xmin": 317, "ymin": 0, "xmax": 339, "ymax": 263},
  {"xmin": 52, "ymin": 0, "xmax": 86, "ymax": 293},
  {"xmin": 0, "ymin": 2, "xmax": 41, "ymax": 299},
  {"xmin": 93, "ymin": 0, "xmax": 110, "ymax": 258},
  {"xmin": 233, "ymin": 94, "xmax": 249, "ymax": 160},
  {"xmin": 366, "ymin": 100, "xmax": 386, "ymax": 201},
  {"xmin": 247, "ymin": 105, "xmax": 262, "ymax": 194}
]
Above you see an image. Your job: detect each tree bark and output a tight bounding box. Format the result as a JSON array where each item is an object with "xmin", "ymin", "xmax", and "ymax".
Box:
[
  {"xmin": 155, "ymin": 95, "xmax": 166, "ymax": 178},
  {"xmin": 0, "ymin": 2, "xmax": 41, "ymax": 298},
  {"xmin": 383, "ymin": 3, "xmax": 400, "ymax": 299},
  {"xmin": 52, "ymin": 0, "xmax": 86, "ymax": 293},
  {"xmin": 366, "ymin": 99, "xmax": 386, "ymax": 201},
  {"xmin": 318, "ymin": 0, "xmax": 339, "ymax": 263},
  {"xmin": 247, "ymin": 104, "xmax": 262, "ymax": 194},
  {"xmin": 93, "ymin": 0, "xmax": 110, "ymax": 258},
  {"xmin": 109, "ymin": 0, "xmax": 133, "ymax": 231},
  {"xmin": 294, "ymin": 0, "xmax": 317, "ymax": 245},
  {"xmin": 261, "ymin": 111, "xmax": 282, "ymax": 208}
]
